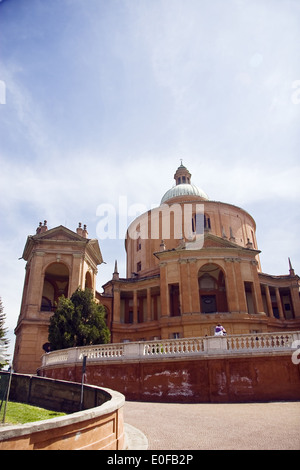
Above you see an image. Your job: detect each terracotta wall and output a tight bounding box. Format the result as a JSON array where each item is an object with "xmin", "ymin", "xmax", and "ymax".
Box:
[{"xmin": 41, "ymin": 353, "xmax": 300, "ymax": 403}]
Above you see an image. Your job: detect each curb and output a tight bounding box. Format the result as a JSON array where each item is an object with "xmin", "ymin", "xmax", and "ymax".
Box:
[{"xmin": 124, "ymin": 423, "xmax": 149, "ymax": 450}]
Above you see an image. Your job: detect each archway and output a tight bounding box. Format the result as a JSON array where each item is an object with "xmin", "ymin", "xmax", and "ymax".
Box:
[
  {"xmin": 41, "ymin": 262, "xmax": 69, "ymax": 312},
  {"xmin": 198, "ymin": 263, "xmax": 228, "ymax": 313}
]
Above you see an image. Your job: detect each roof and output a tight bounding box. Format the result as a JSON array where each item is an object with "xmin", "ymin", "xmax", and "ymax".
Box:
[
  {"xmin": 21, "ymin": 225, "xmax": 103, "ymax": 265},
  {"xmin": 160, "ymin": 183, "xmax": 209, "ymax": 204}
]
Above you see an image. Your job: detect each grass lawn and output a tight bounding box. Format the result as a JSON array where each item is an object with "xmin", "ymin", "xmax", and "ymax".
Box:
[{"xmin": 0, "ymin": 401, "xmax": 66, "ymax": 425}]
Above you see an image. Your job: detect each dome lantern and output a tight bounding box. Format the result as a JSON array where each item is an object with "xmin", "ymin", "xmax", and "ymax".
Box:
[
  {"xmin": 160, "ymin": 162, "xmax": 209, "ymax": 204},
  {"xmin": 174, "ymin": 161, "xmax": 191, "ymax": 185}
]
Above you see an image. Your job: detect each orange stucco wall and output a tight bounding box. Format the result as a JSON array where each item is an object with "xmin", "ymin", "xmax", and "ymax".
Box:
[{"xmin": 40, "ymin": 353, "xmax": 300, "ymax": 403}]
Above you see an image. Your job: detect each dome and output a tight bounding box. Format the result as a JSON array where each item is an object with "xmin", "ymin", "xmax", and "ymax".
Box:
[{"xmin": 161, "ymin": 183, "xmax": 209, "ymax": 204}]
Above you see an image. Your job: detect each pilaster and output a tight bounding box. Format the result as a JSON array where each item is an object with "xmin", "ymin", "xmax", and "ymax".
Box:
[
  {"xmin": 233, "ymin": 259, "xmax": 248, "ymax": 313},
  {"xmin": 69, "ymin": 253, "xmax": 84, "ymax": 295},
  {"xmin": 179, "ymin": 259, "xmax": 190, "ymax": 313},
  {"xmin": 224, "ymin": 258, "xmax": 239, "ymax": 312},
  {"xmin": 113, "ymin": 287, "xmax": 121, "ymax": 323},
  {"xmin": 188, "ymin": 259, "xmax": 200, "ymax": 312}
]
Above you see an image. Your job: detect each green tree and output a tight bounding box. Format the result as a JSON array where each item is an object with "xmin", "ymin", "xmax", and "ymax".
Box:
[
  {"xmin": 48, "ymin": 288, "xmax": 110, "ymax": 350},
  {"xmin": 0, "ymin": 297, "xmax": 10, "ymax": 368}
]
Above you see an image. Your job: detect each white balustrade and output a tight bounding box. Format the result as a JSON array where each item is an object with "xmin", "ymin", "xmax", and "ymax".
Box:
[
  {"xmin": 42, "ymin": 350, "xmax": 69, "ymax": 366},
  {"xmin": 78, "ymin": 343, "xmax": 125, "ymax": 361},
  {"xmin": 143, "ymin": 337, "xmax": 204, "ymax": 357},
  {"xmin": 227, "ymin": 332, "xmax": 299, "ymax": 352},
  {"xmin": 41, "ymin": 331, "xmax": 300, "ymax": 368}
]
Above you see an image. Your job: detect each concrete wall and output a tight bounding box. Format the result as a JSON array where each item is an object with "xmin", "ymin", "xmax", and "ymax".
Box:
[
  {"xmin": 40, "ymin": 353, "xmax": 300, "ymax": 403},
  {"xmin": 0, "ymin": 373, "xmax": 125, "ymax": 450}
]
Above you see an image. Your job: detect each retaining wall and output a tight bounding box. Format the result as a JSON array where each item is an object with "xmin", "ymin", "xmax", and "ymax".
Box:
[
  {"xmin": 0, "ymin": 373, "xmax": 125, "ymax": 450},
  {"xmin": 40, "ymin": 352, "xmax": 300, "ymax": 403},
  {"xmin": 39, "ymin": 333, "xmax": 300, "ymax": 403}
]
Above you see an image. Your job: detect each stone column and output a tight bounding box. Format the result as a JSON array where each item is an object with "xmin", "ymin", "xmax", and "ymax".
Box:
[
  {"xmin": 275, "ymin": 287, "xmax": 285, "ymax": 319},
  {"xmin": 290, "ymin": 284, "xmax": 300, "ymax": 318},
  {"xmin": 264, "ymin": 285, "xmax": 274, "ymax": 318},
  {"xmin": 159, "ymin": 262, "xmax": 169, "ymax": 317},
  {"xmin": 146, "ymin": 287, "xmax": 152, "ymax": 321},
  {"xmin": 250, "ymin": 260, "xmax": 264, "ymax": 313},
  {"xmin": 133, "ymin": 290, "xmax": 138, "ymax": 324}
]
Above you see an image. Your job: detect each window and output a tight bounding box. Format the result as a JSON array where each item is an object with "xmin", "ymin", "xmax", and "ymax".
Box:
[
  {"xmin": 41, "ymin": 263, "xmax": 69, "ymax": 312},
  {"xmin": 192, "ymin": 213, "xmax": 203, "ymax": 234},
  {"xmin": 41, "ymin": 297, "xmax": 52, "ymax": 312},
  {"xmin": 192, "ymin": 213, "xmax": 211, "ymax": 234},
  {"xmin": 199, "ymin": 274, "xmax": 216, "ymax": 290},
  {"xmin": 137, "ymin": 262, "xmax": 141, "ymax": 272},
  {"xmin": 200, "ymin": 295, "xmax": 217, "ymax": 313},
  {"xmin": 169, "ymin": 284, "xmax": 180, "ymax": 316},
  {"xmin": 204, "ymin": 214, "xmax": 211, "ymax": 230},
  {"xmin": 198, "ymin": 263, "xmax": 228, "ymax": 313}
]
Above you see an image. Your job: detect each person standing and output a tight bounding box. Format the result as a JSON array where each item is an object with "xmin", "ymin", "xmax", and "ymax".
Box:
[{"xmin": 214, "ymin": 323, "xmax": 226, "ymax": 336}]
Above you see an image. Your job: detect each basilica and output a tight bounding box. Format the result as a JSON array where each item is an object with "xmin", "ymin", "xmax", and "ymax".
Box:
[{"xmin": 13, "ymin": 164, "xmax": 300, "ymax": 373}]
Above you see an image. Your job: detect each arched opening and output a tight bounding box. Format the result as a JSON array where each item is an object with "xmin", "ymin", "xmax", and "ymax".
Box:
[
  {"xmin": 198, "ymin": 263, "xmax": 228, "ymax": 313},
  {"xmin": 41, "ymin": 262, "xmax": 69, "ymax": 312}
]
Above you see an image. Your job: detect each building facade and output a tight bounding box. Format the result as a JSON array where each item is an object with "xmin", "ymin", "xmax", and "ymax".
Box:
[
  {"xmin": 13, "ymin": 164, "xmax": 300, "ymax": 373},
  {"xmin": 13, "ymin": 223, "xmax": 103, "ymax": 373},
  {"xmin": 99, "ymin": 164, "xmax": 300, "ymax": 342}
]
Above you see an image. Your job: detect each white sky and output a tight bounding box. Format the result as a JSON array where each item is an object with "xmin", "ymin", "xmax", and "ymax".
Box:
[{"xmin": 0, "ymin": 0, "xmax": 299, "ymax": 358}]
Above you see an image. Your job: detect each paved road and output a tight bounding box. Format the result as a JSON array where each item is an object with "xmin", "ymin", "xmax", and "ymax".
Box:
[{"xmin": 124, "ymin": 401, "xmax": 300, "ymax": 450}]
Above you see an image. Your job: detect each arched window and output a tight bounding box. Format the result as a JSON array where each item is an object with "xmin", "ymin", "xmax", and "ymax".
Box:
[
  {"xmin": 199, "ymin": 273, "xmax": 216, "ymax": 290},
  {"xmin": 41, "ymin": 263, "xmax": 69, "ymax": 312},
  {"xmin": 192, "ymin": 213, "xmax": 211, "ymax": 234},
  {"xmin": 204, "ymin": 214, "xmax": 211, "ymax": 230},
  {"xmin": 198, "ymin": 264, "xmax": 228, "ymax": 313}
]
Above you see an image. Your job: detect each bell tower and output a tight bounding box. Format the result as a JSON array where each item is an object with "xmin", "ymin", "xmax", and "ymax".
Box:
[{"xmin": 13, "ymin": 222, "xmax": 103, "ymax": 373}]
